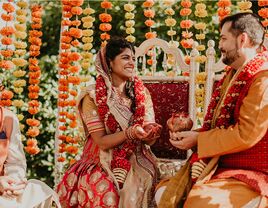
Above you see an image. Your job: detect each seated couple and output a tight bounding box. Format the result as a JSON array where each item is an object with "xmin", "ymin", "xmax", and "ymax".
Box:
[
  {"xmin": 57, "ymin": 12, "xmax": 268, "ymax": 208},
  {"xmin": 0, "ymin": 84, "xmax": 60, "ymax": 207}
]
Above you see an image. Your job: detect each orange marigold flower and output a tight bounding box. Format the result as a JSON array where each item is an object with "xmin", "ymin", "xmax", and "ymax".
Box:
[
  {"xmin": 27, "ymin": 127, "xmax": 40, "ymax": 137},
  {"xmin": 67, "ymin": 113, "xmax": 76, "ymax": 120},
  {"xmin": 59, "ymin": 148, "xmax": 65, "ymax": 153},
  {"xmin": 145, "ymin": 19, "xmax": 155, "ymax": 27},
  {"xmin": 32, "ymin": 11, "xmax": 42, "ymax": 19},
  {"xmin": 58, "ymin": 85, "xmax": 68, "ymax": 92},
  {"xmin": 28, "ymin": 85, "xmax": 40, "ymax": 93},
  {"xmin": 1, "ymin": 14, "xmax": 13, "ymax": 21},
  {"xmin": 143, "ymin": 0, "xmax": 154, "ymax": 8},
  {"xmin": 25, "ymin": 146, "xmax": 40, "ymax": 155},
  {"xmin": 144, "ymin": 9, "xmax": 155, "ymax": 18},
  {"xmin": 99, "ymin": 23, "xmax": 112, "ymax": 32},
  {"xmin": 100, "ymin": 33, "xmax": 110, "ymax": 40},
  {"xmin": 0, "ymin": 60, "xmax": 14, "ymax": 70},
  {"xmin": 30, "ymin": 50, "xmax": 40, "ymax": 57},
  {"xmin": 58, "ymin": 100, "xmax": 68, "ymax": 107},
  {"xmin": 258, "ymin": 0, "xmax": 268, "ymax": 7},
  {"xmin": 69, "ymin": 28, "xmax": 82, "ymax": 39},
  {"xmin": 0, "ymin": 100, "xmax": 12, "ymax": 107},
  {"xmin": 181, "ymin": 0, "xmax": 192, "ymax": 8},
  {"xmin": 101, "ymin": 0, "xmax": 112, "ymax": 9},
  {"xmin": 3, "ymin": 3, "xmax": 15, "ymax": 13},
  {"xmin": 69, "ymin": 158, "xmax": 77, "ymax": 166},
  {"xmin": 29, "ymin": 58, "xmax": 39, "ymax": 65},
  {"xmin": 61, "ymin": 36, "xmax": 72, "ymax": 44},
  {"xmin": 71, "ymin": 6, "xmax": 83, "ymax": 15},
  {"xmin": 217, "ymin": 0, "xmax": 231, "ymax": 7},
  {"xmin": 28, "ymin": 92, "xmax": 39, "ymax": 99},
  {"xmin": 1, "ymin": 90, "xmax": 14, "ymax": 99},
  {"xmin": 180, "ymin": 8, "xmax": 192, "ymax": 16},
  {"xmin": 71, "ymin": 39, "xmax": 80, "ymax": 47},
  {"xmin": 61, "ymin": 20, "xmax": 72, "ymax": 26},
  {"xmin": 68, "ymin": 52, "xmax": 81, "ymax": 61},
  {"xmin": 57, "ymin": 156, "xmax": 65, "ymax": 162},
  {"xmin": 28, "ymin": 37, "xmax": 42, "ymax": 46},
  {"xmin": 1, "ymin": 37, "xmax": 13, "ymax": 45},
  {"xmin": 58, "ymin": 117, "xmax": 67, "ymax": 122},
  {"xmin": 68, "ymin": 100, "xmax": 76, "ymax": 107},
  {"xmin": 26, "ymin": 118, "xmax": 40, "ymax": 127},
  {"xmin": 31, "ymin": 23, "xmax": 42, "ymax": 30},
  {"xmin": 69, "ymin": 90, "xmax": 78, "ymax": 96},
  {"xmin": 29, "ymin": 78, "xmax": 40, "ymax": 85},
  {"xmin": 59, "ymin": 78, "xmax": 68, "ymax": 86},
  {"xmin": 68, "ymin": 76, "xmax": 80, "ymax": 85},
  {"xmin": 29, "ymin": 71, "xmax": 41, "ymax": 79},
  {"xmin": 262, "ymin": 19, "xmax": 268, "ymax": 27},
  {"xmin": 58, "ymin": 135, "xmax": 67, "ymax": 141},
  {"xmin": 69, "ymin": 66, "xmax": 80, "ymax": 73},
  {"xmin": 145, "ymin": 32, "xmax": 157, "ymax": 39},
  {"xmin": 30, "ymin": 45, "xmax": 41, "ymax": 51},
  {"xmin": 63, "ymin": 12, "xmax": 73, "ymax": 19},
  {"xmin": 71, "ymin": 20, "xmax": 81, "ymax": 27},
  {"xmin": 29, "ymin": 65, "xmax": 40, "ymax": 71},
  {"xmin": 66, "ymin": 136, "xmax": 73, "ymax": 143},
  {"xmin": 258, "ymin": 8, "xmax": 268, "ymax": 19},
  {"xmin": 60, "ymin": 58, "xmax": 70, "ymax": 65},
  {"xmin": 28, "ymin": 100, "xmax": 39, "ymax": 107},
  {"xmin": 1, "ymin": 50, "xmax": 13, "ymax": 58},
  {"xmin": 59, "ymin": 125, "xmax": 67, "ymax": 131},
  {"xmin": 26, "ymin": 138, "xmax": 38, "ymax": 147},
  {"xmin": 32, "ymin": 17, "xmax": 42, "ymax": 24},
  {"xmin": 59, "ymin": 111, "xmax": 68, "ymax": 116},
  {"xmin": 63, "ymin": 5, "xmax": 71, "ymax": 11},
  {"xmin": 99, "ymin": 13, "xmax": 112, "ymax": 23},
  {"xmin": 0, "ymin": 27, "xmax": 16, "ymax": 36},
  {"xmin": 180, "ymin": 20, "xmax": 193, "ymax": 29},
  {"xmin": 65, "ymin": 145, "xmax": 78, "ymax": 154},
  {"xmin": 218, "ymin": 7, "xmax": 231, "ymax": 18},
  {"xmin": 61, "ymin": 43, "xmax": 71, "ymax": 50},
  {"xmin": 182, "ymin": 71, "xmax": 190, "ymax": 76},
  {"xmin": 60, "ymin": 70, "xmax": 69, "ymax": 76},
  {"xmin": 180, "ymin": 38, "xmax": 194, "ymax": 49},
  {"xmin": 70, "ymin": 0, "xmax": 84, "ymax": 7},
  {"xmin": 29, "ymin": 30, "xmax": 42, "ymax": 37},
  {"xmin": 147, "ymin": 59, "xmax": 153, "ymax": 65},
  {"xmin": 28, "ymin": 107, "xmax": 38, "ymax": 115}
]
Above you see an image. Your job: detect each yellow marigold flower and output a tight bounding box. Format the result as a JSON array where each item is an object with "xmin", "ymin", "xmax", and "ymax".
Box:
[
  {"xmin": 194, "ymin": 10, "xmax": 208, "ymax": 18},
  {"xmin": 165, "ymin": 18, "xmax": 176, "ymax": 27},
  {"xmin": 83, "ymin": 22, "xmax": 93, "ymax": 28},
  {"xmin": 167, "ymin": 56, "xmax": 175, "ymax": 66},
  {"xmin": 13, "ymin": 70, "xmax": 26, "ymax": 77},
  {"xmin": 196, "ymin": 112, "xmax": 204, "ymax": 118},
  {"xmin": 14, "ymin": 49, "xmax": 26, "ymax": 56},
  {"xmin": 238, "ymin": 1, "xmax": 252, "ymax": 11},
  {"xmin": 125, "ymin": 12, "xmax": 135, "ymax": 20},
  {"xmin": 82, "ymin": 29, "xmax": 93, "ymax": 37},
  {"xmin": 196, "ymin": 33, "xmax": 206, "ymax": 40},
  {"xmin": 168, "ymin": 40, "xmax": 179, "ymax": 48},
  {"xmin": 196, "ymin": 101, "xmax": 204, "ymax": 108},
  {"xmin": 14, "ymin": 87, "xmax": 23, "ymax": 94},
  {"xmin": 126, "ymin": 35, "xmax": 135, "ymax": 43},
  {"xmin": 196, "ymin": 44, "xmax": 206, "ymax": 51},
  {"xmin": 17, "ymin": 114, "xmax": 24, "ymax": 121},
  {"xmin": 15, "ymin": 23, "xmax": 26, "ymax": 31},
  {"xmin": 14, "ymin": 41, "xmax": 27, "ymax": 49},
  {"xmin": 125, "ymin": 20, "xmax": 135, "ymax": 27},
  {"xmin": 79, "ymin": 76, "xmax": 90, "ymax": 82},
  {"xmin": 17, "ymin": 1, "xmax": 28, "ymax": 8},
  {"xmin": 81, "ymin": 16, "xmax": 95, "ymax": 23},
  {"xmin": 164, "ymin": 0, "xmax": 176, "ymax": 6},
  {"xmin": 194, "ymin": 22, "xmax": 207, "ymax": 30},
  {"xmin": 195, "ymin": 55, "xmax": 207, "ymax": 63},
  {"xmin": 82, "ymin": 37, "xmax": 93, "ymax": 43},
  {"xmin": 15, "ymin": 31, "xmax": 27, "ymax": 39},
  {"xmin": 20, "ymin": 123, "xmax": 25, "ymax": 131},
  {"xmin": 83, "ymin": 43, "xmax": 93, "ymax": 51},
  {"xmin": 124, "ymin": 3, "xmax": 135, "ymax": 12},
  {"xmin": 14, "ymin": 79, "xmax": 26, "ymax": 87},
  {"xmin": 195, "ymin": 3, "xmax": 206, "ymax": 10},
  {"xmin": 81, "ymin": 52, "xmax": 93, "ymax": 59},
  {"xmin": 167, "ymin": 30, "xmax": 176, "ymax": 36},
  {"xmin": 13, "ymin": 100, "xmax": 24, "ymax": 108},
  {"xmin": 165, "ymin": 8, "xmax": 175, "ymax": 16},
  {"xmin": 126, "ymin": 27, "xmax": 135, "ymax": 34},
  {"xmin": 81, "ymin": 62, "xmax": 90, "ymax": 70},
  {"xmin": 16, "ymin": 15, "xmax": 27, "ymax": 23},
  {"xmin": 12, "ymin": 58, "xmax": 27, "ymax": 67},
  {"xmin": 83, "ymin": 8, "xmax": 95, "ymax": 15},
  {"xmin": 16, "ymin": 9, "xmax": 27, "ymax": 16}
]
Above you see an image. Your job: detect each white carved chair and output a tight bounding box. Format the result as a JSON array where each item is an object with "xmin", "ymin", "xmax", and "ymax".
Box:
[{"xmin": 135, "ymin": 38, "xmax": 200, "ymax": 178}]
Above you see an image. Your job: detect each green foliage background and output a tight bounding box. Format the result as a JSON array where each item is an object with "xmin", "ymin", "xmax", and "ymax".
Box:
[{"xmin": 1, "ymin": 1, "xmax": 260, "ymax": 187}]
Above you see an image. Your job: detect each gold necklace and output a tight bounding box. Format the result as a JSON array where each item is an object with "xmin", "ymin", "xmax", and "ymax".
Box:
[{"xmin": 113, "ymin": 87, "xmax": 132, "ymax": 107}]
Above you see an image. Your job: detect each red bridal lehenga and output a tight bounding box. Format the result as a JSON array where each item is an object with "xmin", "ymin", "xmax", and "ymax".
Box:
[{"xmin": 57, "ymin": 48, "xmax": 158, "ymax": 208}]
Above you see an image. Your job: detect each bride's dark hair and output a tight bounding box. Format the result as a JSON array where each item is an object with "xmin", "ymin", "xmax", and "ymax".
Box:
[{"xmin": 105, "ymin": 37, "xmax": 136, "ymax": 112}]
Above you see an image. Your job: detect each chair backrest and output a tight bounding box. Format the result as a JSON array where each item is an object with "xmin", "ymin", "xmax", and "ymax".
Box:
[{"xmin": 135, "ymin": 38, "xmax": 198, "ymax": 160}]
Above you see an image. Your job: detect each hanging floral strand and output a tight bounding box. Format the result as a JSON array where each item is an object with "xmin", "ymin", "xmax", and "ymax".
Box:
[
  {"xmin": 217, "ymin": 0, "xmax": 231, "ymax": 21},
  {"xmin": 99, "ymin": 0, "xmax": 112, "ymax": 47},
  {"xmin": 12, "ymin": 0, "xmax": 28, "ymax": 130},
  {"xmin": 124, "ymin": 1, "xmax": 136, "ymax": 43},
  {"xmin": 24, "ymin": 3, "xmax": 43, "ymax": 155},
  {"xmin": 237, "ymin": 0, "xmax": 252, "ymax": 13},
  {"xmin": 180, "ymin": 0, "xmax": 193, "ymax": 65},
  {"xmin": 258, "ymin": 0, "xmax": 268, "ymax": 36},
  {"xmin": 143, "ymin": 0, "xmax": 156, "ymax": 39},
  {"xmin": 164, "ymin": 0, "xmax": 178, "ymax": 47}
]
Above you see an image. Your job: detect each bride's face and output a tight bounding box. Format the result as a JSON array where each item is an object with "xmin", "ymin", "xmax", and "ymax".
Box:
[{"xmin": 109, "ymin": 48, "xmax": 135, "ymax": 81}]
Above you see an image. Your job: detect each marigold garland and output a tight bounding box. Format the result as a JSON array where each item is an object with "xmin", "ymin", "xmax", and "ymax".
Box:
[
  {"xmin": 143, "ymin": 0, "xmax": 156, "ymax": 40},
  {"xmin": 99, "ymin": 0, "xmax": 113, "ymax": 46},
  {"xmin": 258, "ymin": 0, "xmax": 268, "ymax": 36},
  {"xmin": 124, "ymin": 1, "xmax": 136, "ymax": 43},
  {"xmin": 217, "ymin": 0, "xmax": 232, "ymax": 21},
  {"xmin": 237, "ymin": 0, "xmax": 252, "ymax": 13},
  {"xmin": 25, "ymin": 3, "xmax": 43, "ymax": 155}
]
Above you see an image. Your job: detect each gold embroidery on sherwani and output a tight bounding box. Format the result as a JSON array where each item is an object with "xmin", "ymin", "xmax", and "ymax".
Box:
[
  {"xmin": 103, "ymin": 191, "xmax": 118, "ymax": 206},
  {"xmin": 66, "ymin": 172, "xmax": 77, "ymax": 188}
]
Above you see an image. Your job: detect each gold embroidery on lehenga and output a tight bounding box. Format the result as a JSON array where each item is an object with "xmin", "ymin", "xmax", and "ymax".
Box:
[
  {"xmin": 90, "ymin": 171, "xmax": 102, "ymax": 183},
  {"xmin": 96, "ymin": 178, "xmax": 109, "ymax": 193},
  {"xmin": 70, "ymin": 190, "xmax": 78, "ymax": 206},
  {"xmin": 78, "ymin": 189, "xmax": 86, "ymax": 206},
  {"xmin": 103, "ymin": 192, "xmax": 117, "ymax": 206},
  {"xmin": 66, "ymin": 173, "xmax": 77, "ymax": 188}
]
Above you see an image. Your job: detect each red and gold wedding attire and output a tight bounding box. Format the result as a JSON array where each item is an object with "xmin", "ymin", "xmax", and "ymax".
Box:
[
  {"xmin": 159, "ymin": 51, "xmax": 268, "ymax": 207},
  {"xmin": 57, "ymin": 47, "xmax": 158, "ymax": 208}
]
